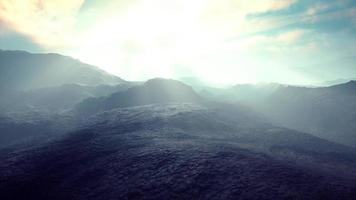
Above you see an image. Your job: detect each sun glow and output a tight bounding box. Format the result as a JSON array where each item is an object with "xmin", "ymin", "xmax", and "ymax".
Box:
[
  {"xmin": 70, "ymin": 0, "xmax": 254, "ymax": 85},
  {"xmin": 2, "ymin": 0, "xmax": 340, "ymax": 85},
  {"xmin": 46, "ymin": 0, "xmax": 306, "ymax": 85}
]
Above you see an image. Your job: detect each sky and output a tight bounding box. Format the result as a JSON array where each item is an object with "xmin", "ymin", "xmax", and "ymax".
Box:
[{"xmin": 0, "ymin": 0, "xmax": 356, "ymax": 86}]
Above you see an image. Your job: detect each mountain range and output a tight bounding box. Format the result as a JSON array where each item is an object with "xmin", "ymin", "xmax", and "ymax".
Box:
[
  {"xmin": 0, "ymin": 50, "xmax": 356, "ymax": 200},
  {"xmin": 204, "ymin": 81, "xmax": 356, "ymax": 147},
  {"xmin": 75, "ymin": 78, "xmax": 202, "ymax": 114}
]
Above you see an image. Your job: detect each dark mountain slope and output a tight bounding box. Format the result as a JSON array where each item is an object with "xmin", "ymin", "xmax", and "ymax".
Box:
[
  {"xmin": 0, "ymin": 50, "xmax": 124, "ymax": 91},
  {"xmin": 1, "ymin": 104, "xmax": 355, "ymax": 200}
]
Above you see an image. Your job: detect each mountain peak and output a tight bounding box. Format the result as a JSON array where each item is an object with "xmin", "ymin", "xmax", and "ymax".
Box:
[
  {"xmin": 328, "ymin": 80, "xmax": 356, "ymax": 91},
  {"xmin": 76, "ymin": 78, "xmax": 202, "ymax": 114},
  {"xmin": 144, "ymin": 78, "xmax": 193, "ymax": 90}
]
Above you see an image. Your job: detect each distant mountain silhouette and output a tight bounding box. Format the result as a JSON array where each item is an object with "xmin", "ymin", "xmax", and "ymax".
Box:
[
  {"xmin": 262, "ymin": 81, "xmax": 356, "ymax": 147},
  {"xmin": 0, "ymin": 83, "xmax": 136, "ymax": 113},
  {"xmin": 214, "ymin": 81, "xmax": 356, "ymax": 147},
  {"xmin": 0, "ymin": 50, "xmax": 125, "ymax": 91},
  {"xmin": 319, "ymin": 78, "xmax": 356, "ymax": 86},
  {"xmin": 75, "ymin": 78, "xmax": 202, "ymax": 114},
  {"xmin": 198, "ymin": 83, "xmax": 286, "ymax": 104},
  {"xmin": 327, "ymin": 80, "xmax": 356, "ymax": 91},
  {"xmin": 228, "ymin": 83, "xmax": 285, "ymax": 102}
]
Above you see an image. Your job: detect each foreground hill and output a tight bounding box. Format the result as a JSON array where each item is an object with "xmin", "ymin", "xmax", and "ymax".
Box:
[
  {"xmin": 1, "ymin": 103, "xmax": 355, "ymax": 200},
  {"xmin": 0, "ymin": 50, "xmax": 125, "ymax": 91}
]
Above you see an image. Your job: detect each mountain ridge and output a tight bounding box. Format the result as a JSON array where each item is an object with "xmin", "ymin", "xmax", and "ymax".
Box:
[
  {"xmin": 75, "ymin": 78, "xmax": 202, "ymax": 114},
  {"xmin": 0, "ymin": 50, "xmax": 125, "ymax": 91}
]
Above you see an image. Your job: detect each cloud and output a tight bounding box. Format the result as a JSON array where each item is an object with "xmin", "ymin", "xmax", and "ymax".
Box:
[
  {"xmin": 276, "ymin": 29, "xmax": 306, "ymax": 43},
  {"xmin": 0, "ymin": 0, "xmax": 84, "ymax": 47},
  {"xmin": 244, "ymin": 29, "xmax": 308, "ymax": 48},
  {"xmin": 0, "ymin": 0, "xmax": 298, "ymax": 49},
  {"xmin": 1, "ymin": 0, "xmax": 355, "ymax": 85},
  {"xmin": 205, "ymin": 0, "xmax": 297, "ymax": 14},
  {"xmin": 305, "ymin": 2, "xmax": 330, "ymax": 16},
  {"xmin": 68, "ymin": 0, "xmax": 301, "ymax": 81},
  {"xmin": 247, "ymin": 0, "xmax": 297, "ymax": 13},
  {"xmin": 200, "ymin": 0, "xmax": 297, "ymax": 35}
]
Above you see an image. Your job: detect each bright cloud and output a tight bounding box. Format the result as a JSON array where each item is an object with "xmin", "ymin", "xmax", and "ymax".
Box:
[
  {"xmin": 68, "ymin": 0, "xmax": 299, "ymax": 81},
  {"xmin": 0, "ymin": 0, "xmax": 84, "ymax": 47},
  {"xmin": 1, "ymin": 0, "xmax": 356, "ymax": 85}
]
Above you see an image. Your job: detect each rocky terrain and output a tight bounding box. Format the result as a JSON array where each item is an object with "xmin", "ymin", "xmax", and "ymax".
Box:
[{"xmin": 1, "ymin": 104, "xmax": 356, "ymax": 200}]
